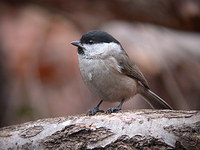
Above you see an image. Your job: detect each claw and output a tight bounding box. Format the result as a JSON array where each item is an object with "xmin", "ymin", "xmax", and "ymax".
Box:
[
  {"xmin": 87, "ymin": 108, "xmax": 104, "ymax": 116},
  {"xmin": 86, "ymin": 100, "xmax": 104, "ymax": 116},
  {"xmin": 106, "ymin": 107, "xmax": 121, "ymax": 114},
  {"xmin": 106, "ymin": 99, "xmax": 125, "ymax": 114}
]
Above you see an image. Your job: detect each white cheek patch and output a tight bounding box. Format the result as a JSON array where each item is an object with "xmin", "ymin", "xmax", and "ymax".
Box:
[{"xmin": 82, "ymin": 42, "xmax": 122, "ymax": 57}]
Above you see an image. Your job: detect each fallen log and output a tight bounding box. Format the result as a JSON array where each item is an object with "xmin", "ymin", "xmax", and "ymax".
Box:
[{"xmin": 0, "ymin": 109, "xmax": 199, "ymax": 149}]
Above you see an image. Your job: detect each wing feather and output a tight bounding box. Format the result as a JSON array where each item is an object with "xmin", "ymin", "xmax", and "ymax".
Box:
[{"xmin": 112, "ymin": 51, "xmax": 149, "ymax": 89}]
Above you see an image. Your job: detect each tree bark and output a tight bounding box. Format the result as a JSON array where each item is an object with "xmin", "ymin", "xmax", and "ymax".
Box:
[{"xmin": 0, "ymin": 109, "xmax": 199, "ymax": 149}]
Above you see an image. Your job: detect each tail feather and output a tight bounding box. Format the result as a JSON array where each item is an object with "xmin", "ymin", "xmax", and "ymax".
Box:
[{"xmin": 139, "ymin": 88, "xmax": 173, "ymax": 110}]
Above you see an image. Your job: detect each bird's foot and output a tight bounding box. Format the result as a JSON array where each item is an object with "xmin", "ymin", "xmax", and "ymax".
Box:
[
  {"xmin": 106, "ymin": 99, "xmax": 125, "ymax": 114},
  {"xmin": 106, "ymin": 107, "xmax": 121, "ymax": 114},
  {"xmin": 86, "ymin": 100, "xmax": 104, "ymax": 116},
  {"xmin": 87, "ymin": 108, "xmax": 104, "ymax": 116}
]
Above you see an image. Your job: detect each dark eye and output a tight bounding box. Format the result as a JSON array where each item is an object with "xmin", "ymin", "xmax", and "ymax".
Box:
[{"xmin": 89, "ymin": 40, "xmax": 94, "ymax": 44}]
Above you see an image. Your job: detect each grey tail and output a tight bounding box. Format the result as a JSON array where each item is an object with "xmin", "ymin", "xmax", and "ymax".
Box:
[{"xmin": 139, "ymin": 88, "xmax": 173, "ymax": 110}]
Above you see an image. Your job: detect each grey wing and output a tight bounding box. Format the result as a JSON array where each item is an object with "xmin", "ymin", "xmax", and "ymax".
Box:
[{"xmin": 114, "ymin": 51, "xmax": 149, "ymax": 89}]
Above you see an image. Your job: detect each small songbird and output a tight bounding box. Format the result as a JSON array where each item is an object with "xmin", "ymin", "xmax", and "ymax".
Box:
[{"xmin": 71, "ymin": 30, "xmax": 172, "ymax": 115}]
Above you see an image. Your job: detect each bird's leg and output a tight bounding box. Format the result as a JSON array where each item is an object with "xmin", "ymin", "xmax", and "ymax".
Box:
[
  {"xmin": 106, "ymin": 99, "xmax": 125, "ymax": 114},
  {"xmin": 87, "ymin": 100, "xmax": 104, "ymax": 116}
]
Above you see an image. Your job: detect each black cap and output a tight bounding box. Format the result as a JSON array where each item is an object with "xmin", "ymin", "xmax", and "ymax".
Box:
[{"xmin": 80, "ymin": 30, "xmax": 120, "ymax": 45}]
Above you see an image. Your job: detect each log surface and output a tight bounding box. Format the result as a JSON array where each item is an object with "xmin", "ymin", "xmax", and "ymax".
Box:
[{"xmin": 0, "ymin": 109, "xmax": 199, "ymax": 149}]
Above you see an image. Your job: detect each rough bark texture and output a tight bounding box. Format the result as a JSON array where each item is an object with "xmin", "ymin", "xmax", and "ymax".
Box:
[{"xmin": 0, "ymin": 109, "xmax": 200, "ymax": 149}]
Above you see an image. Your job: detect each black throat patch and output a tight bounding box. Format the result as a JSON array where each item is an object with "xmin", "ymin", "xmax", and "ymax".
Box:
[{"xmin": 78, "ymin": 47, "xmax": 84, "ymax": 55}]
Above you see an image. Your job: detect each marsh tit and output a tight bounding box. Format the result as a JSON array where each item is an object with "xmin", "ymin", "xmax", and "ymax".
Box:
[{"xmin": 71, "ymin": 30, "xmax": 172, "ymax": 115}]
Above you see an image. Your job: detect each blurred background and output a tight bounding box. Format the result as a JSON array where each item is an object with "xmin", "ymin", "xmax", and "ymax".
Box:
[{"xmin": 0, "ymin": 0, "xmax": 200, "ymax": 127}]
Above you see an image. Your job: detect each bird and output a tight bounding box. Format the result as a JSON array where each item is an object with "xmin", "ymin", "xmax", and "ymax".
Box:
[{"xmin": 71, "ymin": 30, "xmax": 173, "ymax": 115}]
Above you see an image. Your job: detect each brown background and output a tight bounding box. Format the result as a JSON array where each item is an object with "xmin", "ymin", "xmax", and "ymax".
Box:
[{"xmin": 0, "ymin": 0, "xmax": 200, "ymax": 127}]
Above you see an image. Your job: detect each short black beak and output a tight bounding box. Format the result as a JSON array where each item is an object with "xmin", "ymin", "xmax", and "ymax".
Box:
[{"xmin": 71, "ymin": 41, "xmax": 82, "ymax": 47}]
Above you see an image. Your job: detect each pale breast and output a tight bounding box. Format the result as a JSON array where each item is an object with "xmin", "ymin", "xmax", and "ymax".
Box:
[{"xmin": 79, "ymin": 57, "xmax": 138, "ymax": 102}]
